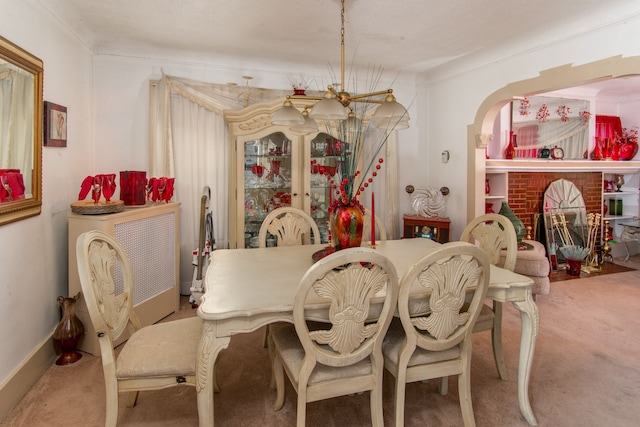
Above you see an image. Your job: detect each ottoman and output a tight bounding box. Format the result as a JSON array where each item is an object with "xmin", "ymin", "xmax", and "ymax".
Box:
[{"xmin": 501, "ymin": 239, "xmax": 550, "ymax": 298}]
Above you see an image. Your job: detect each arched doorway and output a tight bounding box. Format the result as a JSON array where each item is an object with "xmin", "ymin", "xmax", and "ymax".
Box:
[{"xmin": 467, "ymin": 55, "xmax": 640, "ymax": 222}]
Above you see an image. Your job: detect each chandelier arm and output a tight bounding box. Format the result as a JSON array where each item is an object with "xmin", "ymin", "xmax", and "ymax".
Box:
[{"xmin": 349, "ymin": 89, "xmax": 393, "ymax": 101}]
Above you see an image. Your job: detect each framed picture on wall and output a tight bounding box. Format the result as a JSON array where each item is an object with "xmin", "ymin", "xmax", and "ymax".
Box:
[{"xmin": 44, "ymin": 101, "xmax": 67, "ymax": 147}]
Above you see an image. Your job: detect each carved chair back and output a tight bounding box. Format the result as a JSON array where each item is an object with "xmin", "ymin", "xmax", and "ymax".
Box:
[
  {"xmin": 460, "ymin": 213, "xmax": 517, "ymax": 271},
  {"xmin": 259, "ymin": 206, "xmax": 320, "ymax": 247}
]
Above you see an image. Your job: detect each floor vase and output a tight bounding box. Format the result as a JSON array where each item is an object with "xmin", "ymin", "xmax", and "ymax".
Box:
[{"xmin": 53, "ymin": 292, "xmax": 85, "ymax": 365}]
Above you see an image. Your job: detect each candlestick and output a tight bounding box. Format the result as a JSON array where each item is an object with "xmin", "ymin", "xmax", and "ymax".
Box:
[{"xmin": 371, "ymin": 192, "xmax": 375, "ymax": 248}]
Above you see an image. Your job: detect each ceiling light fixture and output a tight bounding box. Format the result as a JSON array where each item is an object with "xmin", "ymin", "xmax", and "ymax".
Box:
[{"xmin": 271, "ymin": 0, "xmax": 409, "ymax": 132}]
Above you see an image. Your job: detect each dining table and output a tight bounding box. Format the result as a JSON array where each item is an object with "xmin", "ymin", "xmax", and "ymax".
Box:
[{"xmin": 195, "ymin": 238, "xmax": 540, "ymax": 426}]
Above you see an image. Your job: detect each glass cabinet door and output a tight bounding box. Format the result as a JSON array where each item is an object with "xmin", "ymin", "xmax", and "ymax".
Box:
[
  {"xmin": 308, "ymin": 132, "xmax": 348, "ymax": 245},
  {"xmin": 242, "ymin": 132, "xmax": 294, "ymax": 248}
]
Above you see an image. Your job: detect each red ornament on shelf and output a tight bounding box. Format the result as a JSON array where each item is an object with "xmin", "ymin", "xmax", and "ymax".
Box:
[
  {"xmin": 617, "ymin": 138, "xmax": 638, "ymax": 161},
  {"xmin": 590, "ymin": 138, "xmax": 603, "ymax": 160},
  {"xmin": 504, "ymin": 131, "xmax": 516, "ymax": 160}
]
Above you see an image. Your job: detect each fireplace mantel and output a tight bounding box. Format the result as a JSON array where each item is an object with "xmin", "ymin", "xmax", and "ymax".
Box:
[{"xmin": 486, "ymin": 160, "xmax": 640, "ymax": 173}]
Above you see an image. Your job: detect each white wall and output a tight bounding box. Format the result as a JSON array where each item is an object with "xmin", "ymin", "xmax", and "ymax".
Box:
[{"xmin": 0, "ymin": 0, "xmax": 93, "ymax": 393}]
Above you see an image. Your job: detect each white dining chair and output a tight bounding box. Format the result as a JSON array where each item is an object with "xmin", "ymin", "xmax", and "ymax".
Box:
[
  {"xmin": 258, "ymin": 206, "xmax": 320, "ymax": 247},
  {"xmin": 259, "ymin": 207, "xmax": 322, "ymax": 350},
  {"xmin": 271, "ymin": 247, "xmax": 399, "ymax": 427},
  {"xmin": 75, "ymin": 230, "xmax": 202, "ymax": 427},
  {"xmin": 459, "ymin": 213, "xmax": 517, "ymax": 383},
  {"xmin": 382, "ymin": 242, "xmax": 490, "ymax": 427}
]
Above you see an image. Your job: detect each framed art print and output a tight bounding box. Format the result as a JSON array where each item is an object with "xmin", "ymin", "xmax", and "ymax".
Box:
[{"xmin": 44, "ymin": 101, "xmax": 67, "ymax": 147}]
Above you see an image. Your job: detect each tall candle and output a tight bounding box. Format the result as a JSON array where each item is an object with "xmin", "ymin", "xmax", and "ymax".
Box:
[{"xmin": 371, "ymin": 192, "xmax": 375, "ymax": 247}]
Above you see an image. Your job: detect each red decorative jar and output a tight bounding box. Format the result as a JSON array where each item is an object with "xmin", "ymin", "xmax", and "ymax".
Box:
[
  {"xmin": 617, "ymin": 138, "xmax": 638, "ymax": 161},
  {"xmin": 331, "ymin": 204, "xmax": 364, "ymax": 250}
]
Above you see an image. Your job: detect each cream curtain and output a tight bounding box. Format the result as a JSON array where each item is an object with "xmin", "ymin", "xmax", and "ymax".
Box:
[{"xmin": 150, "ymin": 74, "xmax": 240, "ymax": 293}]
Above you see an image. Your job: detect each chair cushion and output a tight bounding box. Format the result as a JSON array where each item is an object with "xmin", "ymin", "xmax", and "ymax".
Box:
[
  {"xmin": 382, "ymin": 319, "xmax": 460, "ymax": 368},
  {"xmin": 116, "ymin": 316, "xmax": 203, "ymax": 378},
  {"xmin": 271, "ymin": 324, "xmax": 373, "ymax": 385}
]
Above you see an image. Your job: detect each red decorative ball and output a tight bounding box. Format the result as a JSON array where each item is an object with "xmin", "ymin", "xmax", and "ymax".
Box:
[
  {"xmin": 368, "ymin": 178, "xmax": 373, "ymax": 183},
  {"xmin": 376, "ymin": 164, "xmax": 381, "ymax": 169},
  {"xmin": 372, "ymin": 172, "xmax": 377, "ymax": 177},
  {"xmin": 378, "ymin": 158, "xmax": 384, "ymax": 163}
]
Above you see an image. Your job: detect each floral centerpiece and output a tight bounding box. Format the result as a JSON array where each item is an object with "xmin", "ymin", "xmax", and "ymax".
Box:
[{"xmin": 321, "ymin": 86, "xmax": 409, "ymax": 249}]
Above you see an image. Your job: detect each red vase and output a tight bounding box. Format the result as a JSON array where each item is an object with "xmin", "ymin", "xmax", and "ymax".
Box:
[
  {"xmin": 331, "ymin": 204, "xmax": 364, "ymax": 250},
  {"xmin": 485, "ymin": 202, "xmax": 495, "ymax": 214},
  {"xmin": 53, "ymin": 292, "xmax": 84, "ymax": 365},
  {"xmin": 617, "ymin": 138, "xmax": 638, "ymax": 161},
  {"xmin": 504, "ymin": 131, "xmax": 516, "ymax": 160},
  {"xmin": 590, "ymin": 138, "xmax": 603, "ymax": 160}
]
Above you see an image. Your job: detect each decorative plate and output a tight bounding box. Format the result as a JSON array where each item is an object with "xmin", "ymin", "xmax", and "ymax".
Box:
[
  {"xmin": 70, "ymin": 200, "xmax": 124, "ymax": 215},
  {"xmin": 410, "ymin": 187, "xmax": 446, "ymax": 217}
]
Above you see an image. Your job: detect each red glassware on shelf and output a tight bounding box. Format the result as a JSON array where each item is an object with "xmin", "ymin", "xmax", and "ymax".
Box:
[
  {"xmin": 590, "ymin": 138, "xmax": 603, "ymax": 160},
  {"xmin": 617, "ymin": 138, "xmax": 638, "ymax": 161},
  {"xmin": 504, "ymin": 131, "xmax": 516, "ymax": 159}
]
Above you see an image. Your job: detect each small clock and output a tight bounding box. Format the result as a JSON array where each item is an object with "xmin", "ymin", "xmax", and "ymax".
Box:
[{"xmin": 550, "ymin": 146, "xmax": 564, "ymax": 160}]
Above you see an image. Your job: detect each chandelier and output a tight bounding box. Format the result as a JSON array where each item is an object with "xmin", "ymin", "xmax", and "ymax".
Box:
[{"xmin": 271, "ymin": 0, "xmax": 410, "ymax": 133}]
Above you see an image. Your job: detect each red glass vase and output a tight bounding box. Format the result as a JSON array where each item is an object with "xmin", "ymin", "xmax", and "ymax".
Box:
[
  {"xmin": 331, "ymin": 204, "xmax": 364, "ymax": 250},
  {"xmin": 590, "ymin": 138, "xmax": 603, "ymax": 160},
  {"xmin": 617, "ymin": 138, "xmax": 638, "ymax": 161},
  {"xmin": 504, "ymin": 131, "xmax": 516, "ymax": 160}
]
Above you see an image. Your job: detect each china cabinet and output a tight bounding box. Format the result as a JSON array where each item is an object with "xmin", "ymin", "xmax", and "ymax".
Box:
[{"xmin": 225, "ymin": 99, "xmax": 349, "ymax": 248}]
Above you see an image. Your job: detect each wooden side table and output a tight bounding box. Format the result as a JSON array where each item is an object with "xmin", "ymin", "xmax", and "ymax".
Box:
[{"xmin": 403, "ymin": 214, "xmax": 451, "ymax": 243}]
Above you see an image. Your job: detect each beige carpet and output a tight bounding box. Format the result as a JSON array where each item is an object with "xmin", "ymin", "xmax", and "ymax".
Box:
[{"xmin": 3, "ymin": 257, "xmax": 640, "ymax": 427}]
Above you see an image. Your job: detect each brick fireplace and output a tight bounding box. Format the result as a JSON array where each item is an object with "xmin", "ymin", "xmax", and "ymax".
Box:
[{"xmin": 506, "ymin": 171, "xmax": 602, "ymax": 241}]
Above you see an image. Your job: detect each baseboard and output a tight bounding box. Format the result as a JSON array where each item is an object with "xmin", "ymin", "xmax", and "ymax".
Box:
[{"xmin": 0, "ymin": 331, "xmax": 57, "ymax": 422}]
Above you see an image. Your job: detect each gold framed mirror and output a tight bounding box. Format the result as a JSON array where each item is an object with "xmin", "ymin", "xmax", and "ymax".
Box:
[{"xmin": 0, "ymin": 36, "xmax": 43, "ymax": 225}]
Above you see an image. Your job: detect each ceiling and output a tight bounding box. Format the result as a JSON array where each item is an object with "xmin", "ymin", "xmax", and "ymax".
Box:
[{"xmin": 36, "ymin": 0, "xmax": 640, "ymax": 80}]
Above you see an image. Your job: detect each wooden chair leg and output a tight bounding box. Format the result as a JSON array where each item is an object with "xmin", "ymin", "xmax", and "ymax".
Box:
[
  {"xmin": 491, "ymin": 301, "xmax": 508, "ymax": 380},
  {"xmin": 273, "ymin": 355, "xmax": 286, "ymax": 410},
  {"xmin": 125, "ymin": 391, "xmax": 139, "ymax": 408},
  {"xmin": 458, "ymin": 371, "xmax": 477, "ymax": 427},
  {"xmin": 439, "ymin": 376, "xmax": 449, "ymax": 395},
  {"xmin": 394, "ymin": 372, "xmax": 407, "ymax": 427},
  {"xmin": 370, "ymin": 380, "xmax": 384, "ymax": 427}
]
